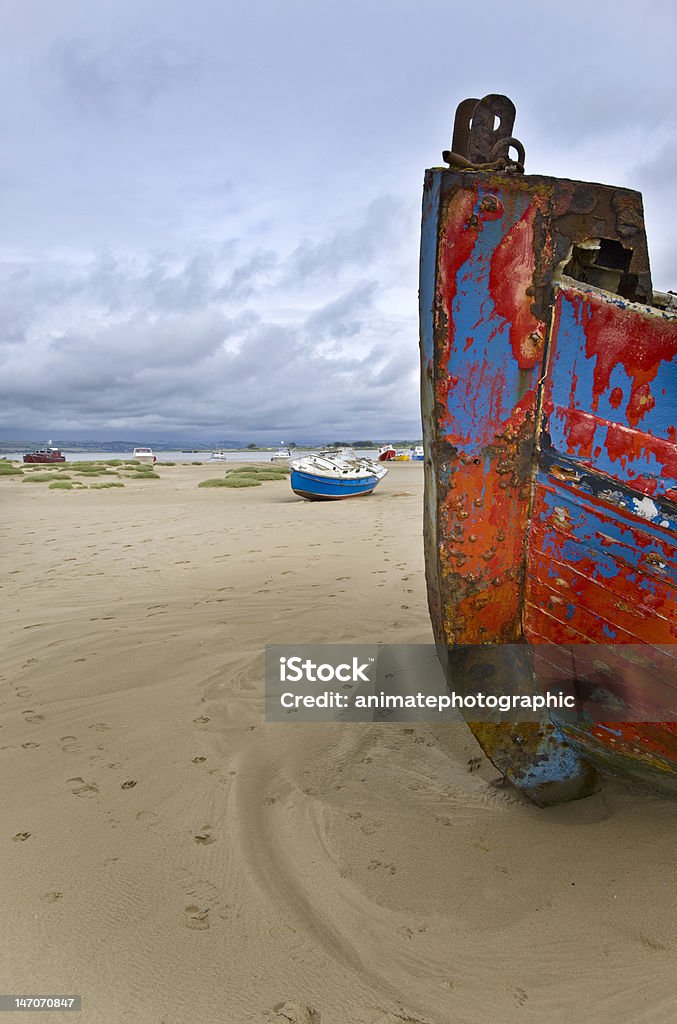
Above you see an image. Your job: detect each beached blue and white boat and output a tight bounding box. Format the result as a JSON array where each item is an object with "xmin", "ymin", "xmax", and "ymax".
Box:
[
  {"xmin": 410, "ymin": 446, "xmax": 424, "ymax": 461},
  {"xmin": 290, "ymin": 453, "xmax": 388, "ymax": 501}
]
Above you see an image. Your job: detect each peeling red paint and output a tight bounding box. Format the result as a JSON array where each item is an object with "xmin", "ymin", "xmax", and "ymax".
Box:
[
  {"xmin": 610, "ymin": 387, "xmax": 623, "ymax": 409},
  {"xmin": 575, "ymin": 291, "xmax": 677, "ymax": 427},
  {"xmin": 489, "ymin": 201, "xmax": 546, "ymax": 370},
  {"xmin": 604, "ymin": 421, "xmax": 677, "ymax": 483},
  {"xmin": 545, "ymin": 287, "xmax": 677, "ymax": 498}
]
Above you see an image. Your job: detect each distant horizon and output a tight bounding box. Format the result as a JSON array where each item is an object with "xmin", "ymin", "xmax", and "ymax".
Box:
[{"xmin": 0, "ymin": 433, "xmax": 423, "ymax": 451}]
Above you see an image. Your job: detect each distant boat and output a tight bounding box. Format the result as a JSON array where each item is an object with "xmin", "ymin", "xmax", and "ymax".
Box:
[
  {"xmin": 378, "ymin": 445, "xmax": 396, "ymax": 461},
  {"xmin": 23, "ymin": 441, "xmax": 66, "ymax": 464},
  {"xmin": 290, "ymin": 453, "xmax": 388, "ymax": 501},
  {"xmin": 270, "ymin": 447, "xmax": 292, "ymax": 462},
  {"xmin": 210, "ymin": 451, "xmax": 228, "ymax": 461},
  {"xmin": 393, "ymin": 450, "xmax": 410, "ymax": 461},
  {"xmin": 132, "ymin": 447, "xmax": 156, "ymax": 464},
  {"xmin": 410, "ymin": 446, "xmax": 424, "ymax": 461}
]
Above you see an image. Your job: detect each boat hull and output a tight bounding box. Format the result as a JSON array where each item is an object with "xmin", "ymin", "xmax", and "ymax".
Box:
[
  {"xmin": 290, "ymin": 468, "xmax": 381, "ymax": 500},
  {"xmin": 132, "ymin": 451, "xmax": 156, "ymax": 464},
  {"xmin": 419, "ymin": 149, "xmax": 677, "ymax": 802},
  {"xmin": 23, "ymin": 453, "xmax": 66, "ymax": 463}
]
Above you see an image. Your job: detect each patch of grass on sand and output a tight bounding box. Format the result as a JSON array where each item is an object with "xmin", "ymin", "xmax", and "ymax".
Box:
[
  {"xmin": 0, "ymin": 462, "xmax": 23, "ymax": 475},
  {"xmin": 198, "ymin": 478, "xmax": 231, "ymax": 487},
  {"xmin": 241, "ymin": 470, "xmax": 289, "ymax": 481},
  {"xmin": 199, "ymin": 475, "xmax": 262, "ymax": 488},
  {"xmin": 128, "ymin": 470, "xmax": 161, "ymax": 479},
  {"xmin": 49, "ymin": 480, "xmax": 74, "ymax": 489},
  {"xmin": 156, "ymin": 461, "xmax": 176, "ymax": 466},
  {"xmin": 191, "ymin": 461, "xmax": 203, "ymax": 465},
  {"xmin": 227, "ymin": 465, "xmax": 289, "ymax": 479},
  {"xmin": 23, "ymin": 473, "xmax": 63, "ymax": 483},
  {"xmin": 222, "ymin": 474, "xmax": 263, "ymax": 487},
  {"xmin": 70, "ymin": 462, "xmax": 118, "ymax": 475},
  {"xmin": 90, "ymin": 481, "xmax": 125, "ymax": 488}
]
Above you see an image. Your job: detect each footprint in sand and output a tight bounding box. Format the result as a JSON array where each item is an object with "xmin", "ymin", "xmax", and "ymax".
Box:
[
  {"xmin": 371, "ymin": 1016, "xmax": 425, "ymax": 1024},
  {"xmin": 136, "ymin": 810, "xmax": 159, "ymax": 827},
  {"xmin": 13, "ymin": 832, "xmax": 32, "ymax": 842},
  {"xmin": 120, "ymin": 780, "xmax": 137, "ymax": 790},
  {"xmin": 193, "ymin": 716, "xmax": 210, "ymax": 725},
  {"xmin": 15, "ymin": 687, "xmax": 33, "ymax": 701},
  {"xmin": 271, "ymin": 1002, "xmax": 321, "ymax": 1023},
  {"xmin": 21, "ymin": 742, "xmax": 40, "ymax": 749},
  {"xmin": 60, "ymin": 736, "xmax": 80, "ymax": 753},
  {"xmin": 174, "ymin": 870, "xmax": 223, "ymax": 930},
  {"xmin": 40, "ymin": 891, "xmax": 63, "ymax": 902},
  {"xmin": 89, "ymin": 722, "xmax": 110, "ymax": 732},
  {"xmin": 184, "ymin": 905, "xmax": 210, "ymax": 930},
  {"xmin": 67, "ymin": 777, "xmax": 99, "ymax": 798},
  {"xmin": 22, "ymin": 710, "xmax": 45, "ymax": 724},
  {"xmin": 367, "ymin": 859, "xmax": 396, "ymax": 875}
]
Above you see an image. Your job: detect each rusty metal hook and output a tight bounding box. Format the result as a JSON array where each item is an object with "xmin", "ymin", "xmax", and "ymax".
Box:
[
  {"xmin": 490, "ymin": 136, "xmax": 526, "ymax": 170},
  {"xmin": 443, "ymin": 95, "xmax": 526, "ymax": 174}
]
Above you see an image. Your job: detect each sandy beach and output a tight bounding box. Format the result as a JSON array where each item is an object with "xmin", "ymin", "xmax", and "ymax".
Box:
[{"xmin": 2, "ymin": 460, "xmax": 676, "ymax": 1024}]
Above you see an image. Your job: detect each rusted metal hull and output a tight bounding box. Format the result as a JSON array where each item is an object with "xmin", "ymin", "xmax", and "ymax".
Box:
[{"xmin": 420, "ymin": 128, "xmax": 677, "ymax": 803}]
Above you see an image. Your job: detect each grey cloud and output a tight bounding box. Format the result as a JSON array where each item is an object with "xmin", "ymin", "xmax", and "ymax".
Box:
[
  {"xmin": 631, "ymin": 139, "xmax": 677, "ymax": 192},
  {"xmin": 304, "ymin": 282, "xmax": 377, "ymax": 341},
  {"xmin": 219, "ymin": 249, "xmax": 279, "ymax": 301},
  {"xmin": 0, "ymin": 212, "xmax": 421, "ymax": 437},
  {"xmin": 0, "ymin": 290, "xmax": 419, "ymax": 436},
  {"xmin": 48, "ymin": 35, "xmax": 199, "ymax": 118},
  {"xmin": 287, "ymin": 196, "xmax": 407, "ymax": 281}
]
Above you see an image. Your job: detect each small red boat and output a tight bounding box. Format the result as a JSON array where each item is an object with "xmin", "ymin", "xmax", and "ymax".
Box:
[
  {"xmin": 23, "ymin": 442, "xmax": 66, "ymax": 464},
  {"xmin": 378, "ymin": 445, "xmax": 396, "ymax": 461}
]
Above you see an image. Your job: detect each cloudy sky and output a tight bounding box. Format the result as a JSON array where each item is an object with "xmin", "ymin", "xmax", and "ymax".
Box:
[{"xmin": 1, "ymin": 0, "xmax": 675, "ymax": 442}]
